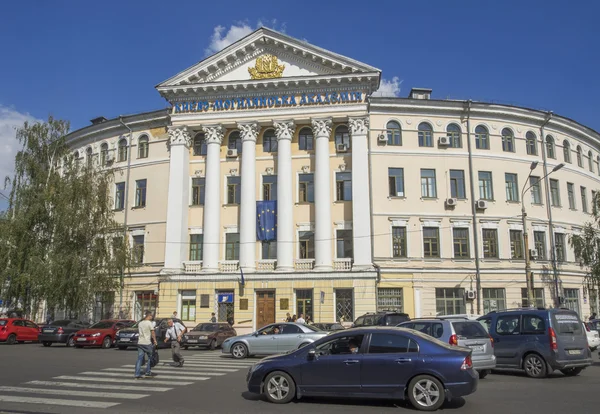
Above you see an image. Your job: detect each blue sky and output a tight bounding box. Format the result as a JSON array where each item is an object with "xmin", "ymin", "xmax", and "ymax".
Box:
[{"xmin": 0, "ymin": 0, "xmax": 599, "ymax": 207}]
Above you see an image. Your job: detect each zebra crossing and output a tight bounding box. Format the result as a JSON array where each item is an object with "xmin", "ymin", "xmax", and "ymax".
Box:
[{"xmin": 0, "ymin": 352, "xmax": 256, "ymax": 410}]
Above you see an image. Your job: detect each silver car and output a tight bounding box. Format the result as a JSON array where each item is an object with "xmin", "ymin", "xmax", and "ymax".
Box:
[
  {"xmin": 399, "ymin": 317, "xmax": 496, "ymax": 378},
  {"xmin": 222, "ymin": 322, "xmax": 329, "ymax": 359}
]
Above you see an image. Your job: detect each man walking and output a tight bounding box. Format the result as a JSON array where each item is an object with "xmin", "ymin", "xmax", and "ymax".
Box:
[
  {"xmin": 165, "ymin": 318, "xmax": 186, "ymax": 367},
  {"xmin": 135, "ymin": 311, "xmax": 157, "ymax": 379}
]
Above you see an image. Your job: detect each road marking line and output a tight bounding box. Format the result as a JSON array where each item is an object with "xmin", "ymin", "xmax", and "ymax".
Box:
[
  {"xmin": 0, "ymin": 395, "xmax": 119, "ymax": 408},
  {"xmin": 27, "ymin": 380, "xmax": 172, "ymax": 392},
  {"xmin": 103, "ymin": 368, "xmax": 225, "ymax": 376},
  {"xmin": 174, "ymin": 363, "xmax": 248, "ymax": 368},
  {"xmin": 0, "ymin": 386, "xmax": 148, "ymax": 400},
  {"xmin": 183, "ymin": 359, "xmax": 254, "ymax": 365},
  {"xmin": 78, "ymin": 371, "xmax": 210, "ymax": 381},
  {"xmin": 54, "ymin": 376, "xmax": 195, "ymax": 386},
  {"xmin": 120, "ymin": 364, "xmax": 238, "ymax": 372}
]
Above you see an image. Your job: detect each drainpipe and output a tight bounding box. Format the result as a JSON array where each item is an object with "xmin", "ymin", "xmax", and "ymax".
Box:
[
  {"xmin": 118, "ymin": 117, "xmax": 133, "ymax": 313},
  {"xmin": 465, "ymin": 100, "xmax": 482, "ymax": 315},
  {"xmin": 366, "ymin": 102, "xmax": 379, "ymax": 312},
  {"xmin": 539, "ymin": 112, "xmax": 559, "ymax": 307}
]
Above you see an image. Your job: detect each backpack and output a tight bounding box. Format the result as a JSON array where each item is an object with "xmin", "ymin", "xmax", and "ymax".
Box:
[{"xmin": 143, "ymin": 346, "xmax": 159, "ymax": 367}]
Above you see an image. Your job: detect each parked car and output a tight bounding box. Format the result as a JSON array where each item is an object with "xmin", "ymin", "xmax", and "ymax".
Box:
[
  {"xmin": 115, "ymin": 318, "xmax": 183, "ymax": 350},
  {"xmin": 222, "ymin": 322, "xmax": 329, "ymax": 359},
  {"xmin": 478, "ymin": 308, "xmax": 592, "ymax": 378},
  {"xmin": 38, "ymin": 319, "xmax": 90, "ymax": 347},
  {"xmin": 589, "ymin": 319, "xmax": 600, "ymax": 334},
  {"xmin": 399, "ymin": 317, "xmax": 496, "ymax": 378},
  {"xmin": 0, "ymin": 318, "xmax": 39, "ymax": 344},
  {"xmin": 246, "ymin": 326, "xmax": 478, "ymax": 410},
  {"xmin": 73, "ymin": 319, "xmax": 135, "ymax": 349},
  {"xmin": 311, "ymin": 323, "xmax": 345, "ymax": 332},
  {"xmin": 583, "ymin": 322, "xmax": 600, "ymax": 351},
  {"xmin": 352, "ymin": 311, "xmax": 410, "ymax": 328},
  {"xmin": 182, "ymin": 322, "xmax": 237, "ymax": 350}
]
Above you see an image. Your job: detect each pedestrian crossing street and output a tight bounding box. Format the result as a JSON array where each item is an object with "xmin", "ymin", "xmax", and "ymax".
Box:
[{"xmin": 0, "ymin": 353, "xmax": 256, "ymax": 410}]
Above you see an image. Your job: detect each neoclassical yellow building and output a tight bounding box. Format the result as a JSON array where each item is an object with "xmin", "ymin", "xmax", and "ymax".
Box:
[{"xmin": 66, "ymin": 28, "xmax": 600, "ymax": 332}]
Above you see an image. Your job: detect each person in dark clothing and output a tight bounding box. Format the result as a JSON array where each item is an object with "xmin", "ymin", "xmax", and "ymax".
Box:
[{"xmin": 590, "ymin": 313, "xmax": 597, "ymax": 321}]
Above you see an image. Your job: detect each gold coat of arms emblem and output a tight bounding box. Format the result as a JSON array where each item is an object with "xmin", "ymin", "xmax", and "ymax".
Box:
[{"xmin": 248, "ymin": 54, "xmax": 285, "ymax": 79}]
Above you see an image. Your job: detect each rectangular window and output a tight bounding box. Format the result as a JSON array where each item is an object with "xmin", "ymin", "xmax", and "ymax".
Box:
[
  {"xmin": 521, "ymin": 288, "xmax": 545, "ymax": 308},
  {"xmin": 420, "ymin": 169, "xmax": 437, "ymax": 198},
  {"xmin": 180, "ymin": 290, "xmax": 196, "ymax": 321},
  {"xmin": 593, "ymin": 191, "xmax": 598, "ymax": 211},
  {"xmin": 299, "ymin": 131, "xmax": 313, "ymax": 150},
  {"xmin": 115, "ymin": 182, "xmax": 125, "ymax": 210},
  {"xmin": 510, "ymin": 230, "xmax": 524, "ymax": 259},
  {"xmin": 435, "ymin": 288, "xmax": 465, "ymax": 316},
  {"xmin": 189, "ymin": 234, "xmax": 203, "ymax": 261},
  {"xmin": 263, "ymin": 175, "xmax": 277, "ymax": 201},
  {"xmin": 296, "ymin": 289, "xmax": 313, "ymax": 319},
  {"xmin": 192, "ymin": 177, "xmax": 205, "ymax": 206},
  {"xmin": 336, "ymin": 172, "xmax": 352, "ymax": 201},
  {"xmin": 534, "ymin": 231, "xmax": 547, "ymax": 260},
  {"xmin": 261, "ymin": 241, "xmax": 277, "ymax": 260},
  {"xmin": 581, "ymin": 186, "xmax": 588, "ymax": 213},
  {"xmin": 482, "ymin": 288, "xmax": 506, "ymax": 314},
  {"xmin": 555, "ymin": 233, "xmax": 566, "ymax": 263},
  {"xmin": 478, "ymin": 171, "xmax": 494, "ymax": 200},
  {"xmin": 505, "ymin": 173, "xmax": 519, "ymax": 202},
  {"xmin": 530, "ymin": 176, "xmax": 542, "ymax": 204},
  {"xmin": 132, "ymin": 235, "xmax": 144, "ymax": 264},
  {"xmin": 453, "ymin": 228, "xmax": 469, "ymax": 258},
  {"xmin": 227, "ymin": 176, "xmax": 241, "ymax": 204},
  {"xmin": 392, "ymin": 226, "xmax": 407, "ymax": 258},
  {"xmin": 225, "ymin": 233, "xmax": 240, "ymax": 260},
  {"xmin": 336, "ymin": 229, "xmax": 353, "ymax": 259},
  {"xmin": 135, "ymin": 179, "xmax": 147, "ymax": 207},
  {"xmin": 450, "ymin": 170, "xmax": 466, "ymax": 199},
  {"xmin": 217, "ymin": 291, "xmax": 234, "ymax": 323},
  {"xmin": 298, "ymin": 174, "xmax": 314, "ymax": 203},
  {"xmin": 200, "ymin": 294, "xmax": 210, "ymax": 308},
  {"xmin": 377, "ymin": 288, "xmax": 403, "ymax": 312},
  {"xmin": 299, "ymin": 231, "xmax": 314, "ymax": 259},
  {"xmin": 482, "ymin": 229, "xmax": 498, "ymax": 258},
  {"xmin": 423, "ymin": 227, "xmax": 440, "ymax": 258},
  {"xmin": 563, "ymin": 288, "xmax": 580, "ymax": 315},
  {"xmin": 567, "ymin": 182, "xmax": 576, "ymax": 210},
  {"xmin": 335, "ymin": 289, "xmax": 354, "ymax": 323},
  {"xmin": 388, "ymin": 168, "xmax": 405, "ymax": 197},
  {"xmin": 550, "ymin": 179, "xmax": 560, "ymax": 206}
]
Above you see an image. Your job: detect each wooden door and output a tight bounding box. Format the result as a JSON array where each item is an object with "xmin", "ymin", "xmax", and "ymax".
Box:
[{"xmin": 256, "ymin": 291, "xmax": 276, "ymax": 329}]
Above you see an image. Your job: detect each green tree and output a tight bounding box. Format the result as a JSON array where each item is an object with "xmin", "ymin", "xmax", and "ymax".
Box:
[{"xmin": 0, "ymin": 117, "xmax": 132, "ymax": 319}]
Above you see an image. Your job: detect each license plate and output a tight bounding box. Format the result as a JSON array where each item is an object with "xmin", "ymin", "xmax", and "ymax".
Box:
[
  {"xmin": 568, "ymin": 350, "xmax": 581, "ymax": 355},
  {"xmin": 469, "ymin": 345, "xmax": 484, "ymax": 352},
  {"xmin": 77, "ymin": 338, "xmax": 86, "ymax": 342},
  {"xmin": 43, "ymin": 329, "xmax": 53, "ymax": 333},
  {"xmin": 120, "ymin": 338, "xmax": 130, "ymax": 342},
  {"xmin": 187, "ymin": 339, "xmax": 198, "ymax": 343}
]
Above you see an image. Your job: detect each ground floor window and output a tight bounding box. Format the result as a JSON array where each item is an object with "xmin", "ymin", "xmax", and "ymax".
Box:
[
  {"xmin": 563, "ymin": 288, "xmax": 580, "ymax": 315},
  {"xmin": 521, "ymin": 288, "xmax": 545, "ymax": 308},
  {"xmin": 180, "ymin": 290, "xmax": 196, "ymax": 321},
  {"xmin": 377, "ymin": 288, "xmax": 403, "ymax": 312},
  {"xmin": 217, "ymin": 291, "xmax": 234, "ymax": 324},
  {"xmin": 435, "ymin": 288, "xmax": 465, "ymax": 316},
  {"xmin": 590, "ymin": 289, "xmax": 598, "ymax": 316},
  {"xmin": 482, "ymin": 288, "xmax": 506, "ymax": 314},
  {"xmin": 296, "ymin": 289, "xmax": 313, "ymax": 320},
  {"xmin": 335, "ymin": 289, "xmax": 354, "ymax": 323},
  {"xmin": 134, "ymin": 291, "xmax": 157, "ymax": 321},
  {"xmin": 93, "ymin": 292, "xmax": 115, "ymax": 322}
]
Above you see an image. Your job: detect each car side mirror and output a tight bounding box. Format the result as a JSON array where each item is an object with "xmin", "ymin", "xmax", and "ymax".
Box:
[
  {"xmin": 253, "ymin": 332, "xmax": 259, "ymax": 337},
  {"xmin": 307, "ymin": 349, "xmax": 317, "ymax": 360}
]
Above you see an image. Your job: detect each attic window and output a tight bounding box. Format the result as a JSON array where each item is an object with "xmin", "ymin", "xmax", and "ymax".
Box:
[
  {"xmin": 90, "ymin": 116, "xmax": 108, "ymax": 125},
  {"xmin": 408, "ymin": 88, "xmax": 432, "ymax": 100}
]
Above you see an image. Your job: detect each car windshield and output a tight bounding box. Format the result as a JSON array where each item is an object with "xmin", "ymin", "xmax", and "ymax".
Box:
[
  {"xmin": 50, "ymin": 320, "xmax": 72, "ymax": 326},
  {"xmin": 552, "ymin": 312, "xmax": 582, "ymax": 335},
  {"xmin": 452, "ymin": 321, "xmax": 489, "ymax": 339},
  {"xmin": 406, "ymin": 328, "xmax": 457, "ymax": 350},
  {"xmin": 194, "ymin": 323, "xmax": 218, "ymax": 332},
  {"xmin": 89, "ymin": 321, "xmax": 114, "ymax": 329},
  {"xmin": 385, "ymin": 314, "xmax": 409, "ymax": 326},
  {"xmin": 0, "ymin": 320, "xmax": 6, "ymax": 326}
]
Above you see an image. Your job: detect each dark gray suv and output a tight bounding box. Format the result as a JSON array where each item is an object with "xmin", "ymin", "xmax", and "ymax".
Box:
[{"xmin": 352, "ymin": 311, "xmax": 410, "ymax": 327}]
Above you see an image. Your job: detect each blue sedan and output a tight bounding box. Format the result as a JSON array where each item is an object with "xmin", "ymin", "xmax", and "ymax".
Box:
[{"xmin": 246, "ymin": 327, "xmax": 478, "ymax": 411}]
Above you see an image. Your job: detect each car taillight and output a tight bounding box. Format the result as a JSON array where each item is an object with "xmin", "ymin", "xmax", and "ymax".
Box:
[
  {"xmin": 57, "ymin": 327, "xmax": 64, "ymax": 334},
  {"xmin": 461, "ymin": 355, "xmax": 473, "ymax": 370},
  {"xmin": 38, "ymin": 327, "xmax": 42, "ymax": 333},
  {"xmin": 549, "ymin": 327, "xmax": 558, "ymax": 351},
  {"xmin": 449, "ymin": 334, "xmax": 458, "ymax": 346},
  {"xmin": 489, "ymin": 335, "xmax": 494, "ymax": 348}
]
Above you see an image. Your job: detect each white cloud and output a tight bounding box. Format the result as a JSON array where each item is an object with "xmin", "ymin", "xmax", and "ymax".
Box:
[
  {"xmin": 372, "ymin": 76, "xmax": 402, "ymax": 97},
  {"xmin": 204, "ymin": 20, "xmax": 287, "ymax": 56}
]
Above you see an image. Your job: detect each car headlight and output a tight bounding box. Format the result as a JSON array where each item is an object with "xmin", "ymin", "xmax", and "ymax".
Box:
[
  {"xmin": 133, "ymin": 333, "xmax": 139, "ymax": 337},
  {"xmin": 91, "ymin": 333, "xmax": 101, "ymax": 337},
  {"xmin": 199, "ymin": 335, "xmax": 208, "ymax": 339}
]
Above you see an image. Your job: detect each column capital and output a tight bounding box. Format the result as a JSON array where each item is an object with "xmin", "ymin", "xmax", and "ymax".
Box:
[
  {"xmin": 237, "ymin": 122, "xmax": 259, "ymax": 142},
  {"xmin": 273, "ymin": 120, "xmax": 296, "ymax": 141},
  {"xmin": 168, "ymin": 126, "xmax": 192, "ymax": 147},
  {"xmin": 201, "ymin": 124, "xmax": 225, "ymax": 144},
  {"xmin": 349, "ymin": 116, "xmax": 370, "ymax": 136},
  {"xmin": 310, "ymin": 118, "xmax": 332, "ymax": 137}
]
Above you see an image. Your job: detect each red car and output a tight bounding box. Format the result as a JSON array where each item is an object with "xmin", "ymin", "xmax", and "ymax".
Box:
[
  {"xmin": 0, "ymin": 318, "xmax": 39, "ymax": 344},
  {"xmin": 73, "ymin": 319, "xmax": 135, "ymax": 349}
]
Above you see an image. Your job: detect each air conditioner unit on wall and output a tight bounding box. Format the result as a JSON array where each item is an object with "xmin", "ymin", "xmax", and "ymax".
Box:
[
  {"xmin": 466, "ymin": 290, "xmax": 476, "ymax": 300},
  {"xmin": 337, "ymin": 144, "xmax": 348, "ymax": 152},
  {"xmin": 377, "ymin": 134, "xmax": 387, "ymax": 143},
  {"xmin": 476, "ymin": 200, "xmax": 488, "ymax": 210},
  {"xmin": 438, "ymin": 136, "xmax": 450, "ymax": 146},
  {"xmin": 446, "ymin": 198, "xmax": 457, "ymax": 207},
  {"xmin": 227, "ymin": 148, "xmax": 238, "ymax": 157},
  {"xmin": 529, "ymin": 249, "xmax": 539, "ymax": 260}
]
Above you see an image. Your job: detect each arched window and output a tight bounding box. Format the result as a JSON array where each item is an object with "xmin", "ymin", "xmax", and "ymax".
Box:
[
  {"xmin": 589, "ymin": 151, "xmax": 594, "ymax": 173},
  {"xmin": 263, "ymin": 129, "xmax": 277, "ymax": 153},
  {"xmin": 418, "ymin": 122, "xmax": 433, "ymax": 147},
  {"xmin": 193, "ymin": 133, "xmax": 207, "ymax": 156},
  {"xmin": 100, "ymin": 143, "xmax": 109, "ymax": 166},
  {"xmin": 86, "ymin": 147, "xmax": 93, "ymax": 167},
  {"xmin": 335, "ymin": 125, "xmax": 350, "ymax": 149},
  {"xmin": 475, "ymin": 125, "xmax": 489, "ymax": 149},
  {"xmin": 446, "ymin": 123, "xmax": 461, "ymax": 148},
  {"xmin": 501, "ymin": 128, "xmax": 514, "ymax": 152},
  {"xmin": 526, "ymin": 132, "xmax": 537, "ymax": 155},
  {"xmin": 597, "ymin": 156, "xmax": 600, "ymax": 177},
  {"xmin": 386, "ymin": 121, "xmax": 402, "ymax": 146},
  {"xmin": 73, "ymin": 150, "xmax": 80, "ymax": 165},
  {"xmin": 298, "ymin": 127, "xmax": 313, "ymax": 150},
  {"xmin": 118, "ymin": 139, "xmax": 128, "ymax": 162},
  {"xmin": 138, "ymin": 135, "xmax": 149, "ymax": 159},
  {"xmin": 577, "ymin": 145, "xmax": 583, "ymax": 167},
  {"xmin": 562, "ymin": 140, "xmax": 571, "ymax": 163},
  {"xmin": 546, "ymin": 136, "xmax": 555, "ymax": 159},
  {"xmin": 228, "ymin": 131, "xmax": 242, "ymax": 154}
]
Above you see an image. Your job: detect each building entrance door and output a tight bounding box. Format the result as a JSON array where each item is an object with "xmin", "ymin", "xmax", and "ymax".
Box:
[{"xmin": 256, "ymin": 291, "xmax": 275, "ymax": 329}]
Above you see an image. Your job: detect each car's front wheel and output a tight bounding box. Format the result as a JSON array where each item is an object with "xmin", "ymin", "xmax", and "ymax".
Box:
[
  {"xmin": 101, "ymin": 336, "xmax": 112, "ymax": 349},
  {"xmin": 560, "ymin": 367, "xmax": 583, "ymax": 376},
  {"xmin": 407, "ymin": 375, "xmax": 445, "ymax": 411},
  {"xmin": 523, "ymin": 354, "xmax": 547, "ymax": 378},
  {"xmin": 6, "ymin": 334, "xmax": 17, "ymax": 345},
  {"xmin": 231, "ymin": 342, "xmax": 248, "ymax": 359},
  {"xmin": 42, "ymin": 341, "xmax": 51, "ymax": 347},
  {"xmin": 264, "ymin": 371, "xmax": 296, "ymax": 404}
]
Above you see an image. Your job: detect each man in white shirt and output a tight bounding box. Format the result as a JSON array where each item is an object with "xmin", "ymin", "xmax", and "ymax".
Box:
[
  {"xmin": 296, "ymin": 313, "xmax": 306, "ymax": 324},
  {"xmin": 135, "ymin": 311, "xmax": 157, "ymax": 379},
  {"xmin": 164, "ymin": 318, "xmax": 187, "ymax": 367}
]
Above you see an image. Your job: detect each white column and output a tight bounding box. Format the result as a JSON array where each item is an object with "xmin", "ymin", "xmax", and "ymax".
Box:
[
  {"xmin": 164, "ymin": 126, "xmax": 191, "ymax": 271},
  {"xmin": 311, "ymin": 118, "xmax": 333, "ymax": 271},
  {"xmin": 238, "ymin": 122, "xmax": 259, "ymax": 273},
  {"xmin": 201, "ymin": 125, "xmax": 224, "ymax": 272},
  {"xmin": 274, "ymin": 120, "xmax": 296, "ymax": 272},
  {"xmin": 349, "ymin": 117, "xmax": 373, "ymax": 269}
]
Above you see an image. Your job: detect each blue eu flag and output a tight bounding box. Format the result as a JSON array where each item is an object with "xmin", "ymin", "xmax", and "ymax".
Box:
[{"xmin": 256, "ymin": 201, "xmax": 277, "ymax": 241}]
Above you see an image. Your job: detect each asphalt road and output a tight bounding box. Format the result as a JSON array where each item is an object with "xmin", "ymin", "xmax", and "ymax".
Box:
[{"xmin": 0, "ymin": 342, "xmax": 599, "ymax": 414}]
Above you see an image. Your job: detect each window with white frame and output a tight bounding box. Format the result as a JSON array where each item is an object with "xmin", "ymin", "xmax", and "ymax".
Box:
[
  {"xmin": 115, "ymin": 182, "xmax": 125, "ymax": 210},
  {"xmin": 581, "ymin": 186, "xmax": 588, "ymax": 213},
  {"xmin": 420, "ymin": 169, "xmax": 437, "ymax": 198},
  {"xmin": 423, "ymin": 227, "xmax": 440, "ymax": 258},
  {"xmin": 521, "ymin": 288, "xmax": 544, "ymax": 308},
  {"xmin": 118, "ymin": 139, "xmax": 128, "ymax": 162},
  {"xmin": 392, "ymin": 226, "xmax": 407, "ymax": 258},
  {"xmin": 478, "ymin": 171, "xmax": 494, "ymax": 200},
  {"xmin": 100, "ymin": 143, "xmax": 109, "ymax": 166},
  {"xmin": 475, "ymin": 125, "xmax": 489, "ymax": 149},
  {"xmin": 228, "ymin": 131, "xmax": 242, "ymax": 154},
  {"xmin": 335, "ymin": 289, "xmax": 354, "ymax": 323},
  {"xmin": 193, "ymin": 133, "xmax": 207, "ymax": 156},
  {"xmin": 192, "ymin": 177, "xmax": 205, "ymax": 206},
  {"xmin": 189, "ymin": 234, "xmax": 202, "ymax": 261},
  {"xmin": 386, "ymin": 121, "xmax": 402, "ymax": 146},
  {"xmin": 138, "ymin": 135, "xmax": 149, "ymax": 159},
  {"xmin": 563, "ymin": 288, "xmax": 580, "ymax": 315},
  {"xmin": 180, "ymin": 290, "xmax": 196, "ymax": 321},
  {"xmin": 388, "ymin": 168, "xmax": 404, "ymax": 197},
  {"xmin": 546, "ymin": 136, "xmax": 556, "ymax": 159},
  {"xmin": 567, "ymin": 183, "xmax": 576, "ymax": 210},
  {"xmin": 446, "ymin": 123, "xmax": 462, "ymax": 148},
  {"xmin": 436, "ymin": 288, "xmax": 465, "ymax": 315},
  {"xmin": 135, "ymin": 179, "xmax": 147, "ymax": 207},
  {"xmin": 336, "ymin": 172, "xmax": 352, "ymax": 201},
  {"xmin": 501, "ymin": 128, "xmax": 515, "ymax": 152},
  {"xmin": 227, "ymin": 176, "xmax": 241, "ymax": 204},
  {"xmin": 453, "ymin": 228, "xmax": 469, "ymax": 258},
  {"xmin": 534, "ymin": 231, "xmax": 547, "ymax": 260},
  {"xmin": 555, "ymin": 233, "xmax": 566, "ymax": 262},
  {"xmin": 335, "ymin": 125, "xmax": 350, "ymax": 149},
  {"xmin": 577, "ymin": 146, "xmax": 583, "ymax": 167},
  {"xmin": 418, "ymin": 122, "xmax": 433, "ymax": 147},
  {"xmin": 482, "ymin": 229, "xmax": 498, "ymax": 258},
  {"xmin": 510, "ymin": 229, "xmax": 524, "ymax": 259},
  {"xmin": 550, "ymin": 179, "xmax": 561, "ymax": 206},
  {"xmin": 132, "ymin": 235, "xmax": 144, "ymax": 264},
  {"xmin": 377, "ymin": 288, "xmax": 403, "ymax": 312},
  {"xmin": 483, "ymin": 288, "xmax": 506, "ymax": 314},
  {"xmin": 505, "ymin": 173, "xmax": 519, "ymax": 202},
  {"xmin": 526, "ymin": 132, "xmax": 537, "ymax": 155},
  {"xmin": 336, "ymin": 229, "xmax": 353, "ymax": 259},
  {"xmin": 263, "ymin": 175, "xmax": 277, "ymax": 201},
  {"xmin": 225, "ymin": 233, "xmax": 240, "ymax": 260},
  {"xmin": 530, "ymin": 176, "xmax": 542, "ymax": 204},
  {"xmin": 299, "ymin": 231, "xmax": 314, "ymax": 259},
  {"xmin": 299, "ymin": 174, "xmax": 314, "ymax": 203},
  {"xmin": 450, "ymin": 170, "xmax": 466, "ymax": 199}
]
